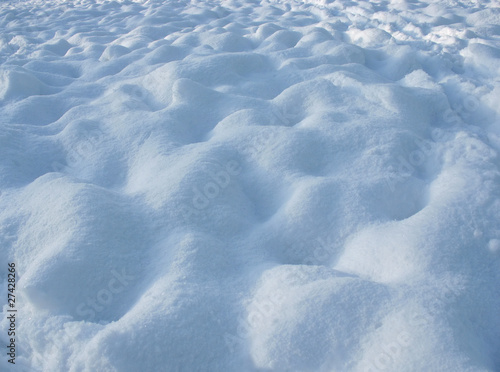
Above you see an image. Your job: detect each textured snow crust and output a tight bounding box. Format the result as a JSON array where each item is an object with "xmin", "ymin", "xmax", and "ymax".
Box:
[{"xmin": 0, "ymin": 0, "xmax": 500, "ymax": 371}]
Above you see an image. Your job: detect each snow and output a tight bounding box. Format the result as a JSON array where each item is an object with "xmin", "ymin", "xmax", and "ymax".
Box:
[{"xmin": 0, "ymin": 0, "xmax": 499, "ymax": 371}]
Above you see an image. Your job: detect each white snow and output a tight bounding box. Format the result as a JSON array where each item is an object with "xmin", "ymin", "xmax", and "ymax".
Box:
[{"xmin": 0, "ymin": 0, "xmax": 499, "ymax": 371}]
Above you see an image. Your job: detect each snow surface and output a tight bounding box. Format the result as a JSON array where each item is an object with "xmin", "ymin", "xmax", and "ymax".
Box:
[{"xmin": 1, "ymin": 0, "xmax": 500, "ymax": 371}]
